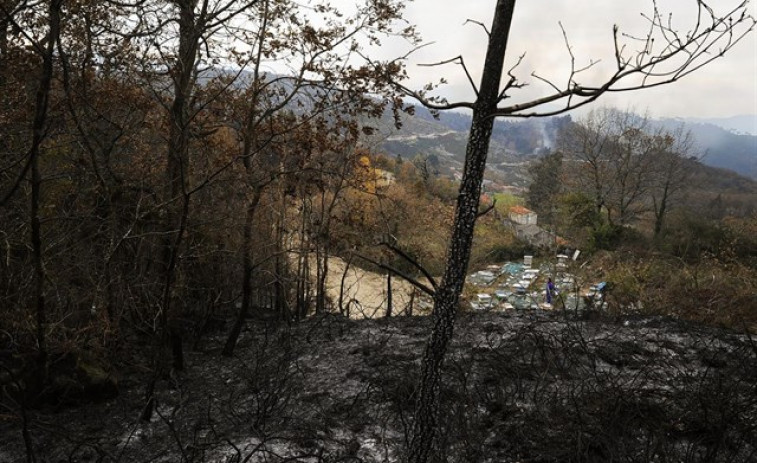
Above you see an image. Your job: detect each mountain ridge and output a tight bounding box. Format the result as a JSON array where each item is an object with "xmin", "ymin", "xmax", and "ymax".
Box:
[
  {"xmin": 673, "ymin": 114, "xmax": 757, "ymax": 136},
  {"xmin": 372, "ymin": 108, "xmax": 757, "ymax": 185}
]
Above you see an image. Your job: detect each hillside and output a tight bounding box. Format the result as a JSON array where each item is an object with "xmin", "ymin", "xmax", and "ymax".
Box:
[
  {"xmin": 655, "ymin": 118, "xmax": 757, "ymax": 179},
  {"xmin": 371, "ymin": 109, "xmax": 757, "ymax": 184},
  {"xmin": 2, "ymin": 312, "xmax": 755, "ymax": 462},
  {"xmin": 685, "ymin": 161, "xmax": 757, "ymax": 216},
  {"xmin": 681, "ymin": 115, "xmax": 757, "ymax": 136},
  {"xmin": 366, "ymin": 108, "xmax": 562, "ymax": 189}
]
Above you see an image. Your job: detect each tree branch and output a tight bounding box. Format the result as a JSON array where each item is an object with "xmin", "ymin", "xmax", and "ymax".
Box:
[
  {"xmin": 464, "ymin": 19, "xmax": 490, "ymax": 38},
  {"xmin": 419, "ymin": 55, "xmax": 479, "ymax": 97},
  {"xmin": 352, "ymin": 253, "xmax": 436, "ymax": 297},
  {"xmin": 409, "ymin": 1, "xmax": 755, "ymax": 120},
  {"xmin": 378, "ymin": 241, "xmax": 438, "ymax": 291},
  {"xmin": 497, "ymin": 53, "xmax": 526, "ymax": 102},
  {"xmin": 477, "ymin": 198, "xmax": 497, "ymax": 218}
]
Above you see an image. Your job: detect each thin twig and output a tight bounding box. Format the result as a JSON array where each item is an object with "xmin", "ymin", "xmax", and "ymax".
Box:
[{"xmin": 464, "ymin": 18, "xmax": 491, "ymax": 38}]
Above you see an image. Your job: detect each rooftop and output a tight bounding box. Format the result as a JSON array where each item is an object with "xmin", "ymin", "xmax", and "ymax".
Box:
[{"xmin": 510, "ymin": 205, "xmax": 535, "ymax": 215}]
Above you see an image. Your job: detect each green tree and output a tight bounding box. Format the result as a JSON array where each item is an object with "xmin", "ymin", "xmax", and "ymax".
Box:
[{"xmin": 527, "ymin": 151, "xmax": 563, "ymax": 224}]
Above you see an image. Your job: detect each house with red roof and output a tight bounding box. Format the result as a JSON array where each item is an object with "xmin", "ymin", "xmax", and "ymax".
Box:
[
  {"xmin": 507, "ymin": 205, "xmax": 566, "ymax": 249},
  {"xmin": 508, "ymin": 205, "xmax": 537, "ymax": 226}
]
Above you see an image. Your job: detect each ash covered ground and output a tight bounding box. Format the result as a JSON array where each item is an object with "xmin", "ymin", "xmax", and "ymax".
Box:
[{"xmin": 1, "ymin": 310, "xmax": 756, "ymax": 462}]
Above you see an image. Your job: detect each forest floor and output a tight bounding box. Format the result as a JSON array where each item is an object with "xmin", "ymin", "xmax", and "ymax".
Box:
[{"xmin": 1, "ymin": 310, "xmax": 756, "ymax": 462}]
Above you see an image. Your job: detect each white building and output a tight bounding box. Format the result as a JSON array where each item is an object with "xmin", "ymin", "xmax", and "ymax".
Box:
[{"xmin": 509, "ymin": 205, "xmax": 538, "ymax": 225}]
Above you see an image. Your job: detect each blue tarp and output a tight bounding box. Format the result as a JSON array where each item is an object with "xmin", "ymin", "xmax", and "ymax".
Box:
[{"xmin": 501, "ymin": 262, "xmax": 524, "ymax": 275}]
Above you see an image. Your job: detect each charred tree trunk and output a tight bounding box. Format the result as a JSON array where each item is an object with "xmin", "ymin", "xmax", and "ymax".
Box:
[
  {"xmin": 295, "ymin": 194, "xmax": 308, "ymax": 321},
  {"xmin": 28, "ymin": 0, "xmax": 63, "ymax": 390},
  {"xmin": 143, "ymin": 0, "xmax": 201, "ymax": 421},
  {"xmin": 160, "ymin": 0, "xmax": 200, "ymax": 373},
  {"xmin": 223, "ymin": 187, "xmax": 262, "ymax": 357},
  {"xmin": 274, "ymin": 185, "xmax": 289, "ymax": 321},
  {"xmin": 338, "ymin": 254, "xmax": 353, "ymax": 316},
  {"xmin": 386, "ymin": 273, "xmax": 392, "ymax": 318},
  {"xmin": 407, "ymin": 289, "xmax": 414, "ymax": 317},
  {"xmin": 315, "ymin": 242, "xmax": 329, "ymax": 315},
  {"xmin": 407, "ymin": 1, "xmax": 516, "ymax": 461},
  {"xmin": 160, "ymin": 194, "xmax": 190, "ymax": 370},
  {"xmin": 0, "ymin": 1, "xmax": 18, "ymax": 89}
]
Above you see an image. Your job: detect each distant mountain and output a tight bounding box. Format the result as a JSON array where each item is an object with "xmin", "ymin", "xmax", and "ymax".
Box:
[
  {"xmin": 656, "ymin": 118, "xmax": 757, "ymax": 180},
  {"xmin": 371, "ymin": 109, "xmax": 757, "ymax": 184},
  {"xmin": 683, "ymin": 115, "xmax": 757, "ymax": 136}
]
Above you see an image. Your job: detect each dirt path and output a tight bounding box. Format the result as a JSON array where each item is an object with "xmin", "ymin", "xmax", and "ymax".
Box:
[{"xmin": 322, "ymin": 257, "xmax": 431, "ymax": 319}]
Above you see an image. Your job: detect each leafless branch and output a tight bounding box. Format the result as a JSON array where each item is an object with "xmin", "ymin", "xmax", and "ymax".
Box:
[
  {"xmin": 558, "ymin": 21, "xmax": 578, "ymax": 93},
  {"xmin": 476, "ymin": 198, "xmax": 497, "ymax": 218},
  {"xmin": 492, "ymin": 1, "xmax": 755, "ymax": 118},
  {"xmin": 352, "ymin": 253, "xmax": 436, "ymax": 297},
  {"xmin": 358, "ymin": 48, "xmax": 476, "ymax": 111},
  {"xmin": 464, "ymin": 19, "xmax": 490, "ymax": 38},
  {"xmin": 613, "ymin": 24, "xmax": 630, "ymax": 70},
  {"xmin": 419, "ymin": 55, "xmax": 479, "ymax": 97},
  {"xmin": 379, "ymin": 241, "xmax": 438, "ymax": 291},
  {"xmin": 395, "ymin": 41, "xmax": 436, "ymax": 61},
  {"xmin": 389, "ymin": 77, "xmax": 475, "ymax": 111},
  {"xmin": 402, "ymin": 1, "xmax": 753, "ymax": 120},
  {"xmin": 497, "ymin": 53, "xmax": 526, "ymax": 102},
  {"xmin": 530, "ymin": 71, "xmax": 561, "ymax": 94}
]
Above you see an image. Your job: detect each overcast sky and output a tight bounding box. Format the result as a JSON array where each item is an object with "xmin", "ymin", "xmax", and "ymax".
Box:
[{"xmin": 356, "ymin": 0, "xmax": 757, "ymax": 120}]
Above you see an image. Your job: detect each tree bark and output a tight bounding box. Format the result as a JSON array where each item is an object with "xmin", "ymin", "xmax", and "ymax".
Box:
[
  {"xmin": 386, "ymin": 273, "xmax": 392, "ymax": 318},
  {"xmin": 653, "ymin": 186, "xmax": 668, "ymax": 238},
  {"xmin": 222, "ymin": 187, "xmax": 262, "ymax": 357},
  {"xmin": 29, "ymin": 0, "xmax": 63, "ymax": 390},
  {"xmin": 407, "ymin": 1, "xmax": 516, "ymax": 461},
  {"xmin": 143, "ymin": 0, "xmax": 202, "ymax": 421},
  {"xmin": 159, "ymin": 0, "xmax": 202, "ymax": 373},
  {"xmin": 274, "ymin": 181, "xmax": 289, "ymax": 321}
]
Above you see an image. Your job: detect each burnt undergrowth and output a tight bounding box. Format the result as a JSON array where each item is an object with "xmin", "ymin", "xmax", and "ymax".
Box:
[{"xmin": 1, "ymin": 311, "xmax": 755, "ymax": 462}]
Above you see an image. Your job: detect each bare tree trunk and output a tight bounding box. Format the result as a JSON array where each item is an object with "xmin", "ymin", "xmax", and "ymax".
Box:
[
  {"xmin": 299, "ymin": 251, "xmax": 310, "ymax": 320},
  {"xmin": 20, "ymin": 393, "xmax": 34, "ymax": 463},
  {"xmin": 143, "ymin": 0, "xmax": 201, "ymax": 422},
  {"xmin": 407, "ymin": 1, "xmax": 516, "ymax": 461},
  {"xmin": 223, "ymin": 187, "xmax": 262, "ymax": 356},
  {"xmin": 314, "ymin": 242, "xmax": 322, "ymax": 314},
  {"xmin": 274, "ymin": 185, "xmax": 289, "ymax": 321},
  {"xmin": 295, "ymin": 193, "xmax": 307, "ymax": 321},
  {"xmin": 316, "ymin": 243, "xmax": 329, "ymax": 315},
  {"xmin": 386, "ymin": 273, "xmax": 392, "ymax": 318},
  {"xmin": 0, "ymin": 1, "xmax": 17, "ymax": 89},
  {"xmin": 653, "ymin": 189, "xmax": 668, "ymax": 238},
  {"xmin": 159, "ymin": 0, "xmax": 201, "ymax": 374},
  {"xmin": 161, "ymin": 194, "xmax": 190, "ymax": 371},
  {"xmin": 28, "ymin": 0, "xmax": 63, "ymax": 390},
  {"xmin": 338, "ymin": 254, "xmax": 353, "ymax": 316},
  {"xmin": 406, "ymin": 289, "xmax": 414, "ymax": 317}
]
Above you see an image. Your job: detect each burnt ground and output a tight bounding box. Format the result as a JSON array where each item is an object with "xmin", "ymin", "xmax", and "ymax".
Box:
[{"xmin": 1, "ymin": 310, "xmax": 756, "ymax": 462}]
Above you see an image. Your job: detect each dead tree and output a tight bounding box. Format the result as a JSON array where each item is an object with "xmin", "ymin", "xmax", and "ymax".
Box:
[{"xmin": 0, "ymin": 0, "xmax": 64, "ymax": 391}]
